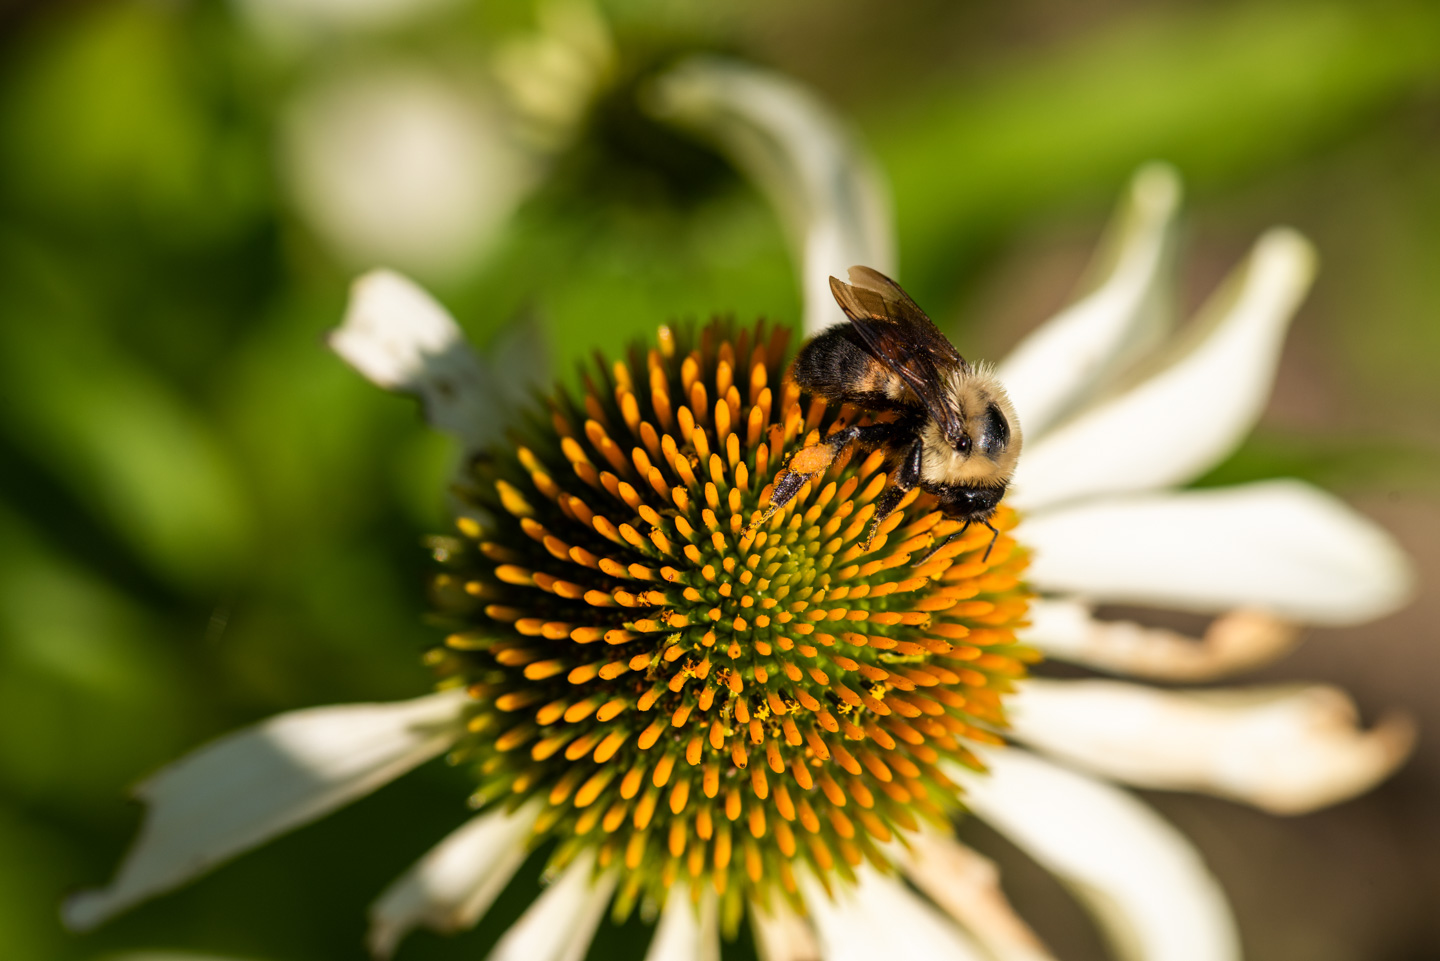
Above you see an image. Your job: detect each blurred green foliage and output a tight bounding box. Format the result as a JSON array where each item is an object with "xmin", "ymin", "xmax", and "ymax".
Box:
[{"xmin": 0, "ymin": 0, "xmax": 1437, "ymax": 959}]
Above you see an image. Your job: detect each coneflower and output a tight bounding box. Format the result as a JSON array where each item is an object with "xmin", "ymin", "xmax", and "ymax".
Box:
[
  {"xmin": 427, "ymin": 318, "xmax": 1032, "ymax": 931},
  {"xmin": 63, "ymin": 145, "xmax": 1416, "ymax": 961}
]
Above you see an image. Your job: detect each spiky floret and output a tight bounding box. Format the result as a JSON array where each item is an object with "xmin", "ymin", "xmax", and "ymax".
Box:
[{"xmin": 425, "ymin": 319, "xmax": 1033, "ymax": 931}]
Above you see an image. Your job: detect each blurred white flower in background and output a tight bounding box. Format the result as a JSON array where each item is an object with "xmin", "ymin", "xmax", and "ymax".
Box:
[
  {"xmin": 65, "ymin": 50, "xmax": 1417, "ymax": 961},
  {"xmin": 276, "ymin": 0, "xmax": 614, "ymax": 281},
  {"xmin": 281, "ymin": 65, "xmax": 536, "ymax": 282}
]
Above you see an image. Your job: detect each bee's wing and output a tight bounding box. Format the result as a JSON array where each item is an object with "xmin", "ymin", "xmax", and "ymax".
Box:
[{"xmin": 828, "ymin": 267, "xmax": 966, "ymax": 439}]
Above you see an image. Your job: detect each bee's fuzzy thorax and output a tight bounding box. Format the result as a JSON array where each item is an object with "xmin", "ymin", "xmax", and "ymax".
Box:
[{"xmin": 918, "ymin": 365, "xmax": 1022, "ymax": 489}]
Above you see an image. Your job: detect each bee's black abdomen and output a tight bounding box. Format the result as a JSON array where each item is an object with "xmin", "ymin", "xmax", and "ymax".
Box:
[
  {"xmin": 791, "ymin": 325, "xmax": 910, "ymax": 411},
  {"xmin": 791, "ymin": 326, "xmax": 868, "ymax": 394}
]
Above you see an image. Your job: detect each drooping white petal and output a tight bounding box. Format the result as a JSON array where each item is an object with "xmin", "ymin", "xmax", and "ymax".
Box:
[
  {"xmin": 1008, "ymin": 679, "xmax": 1415, "ymax": 815},
  {"xmin": 1011, "ymin": 229, "xmax": 1316, "ymax": 511},
  {"xmin": 890, "ymin": 830, "xmax": 1055, "ymax": 961},
  {"xmin": 998, "ymin": 164, "xmax": 1181, "ymax": 440},
  {"xmin": 751, "ymin": 896, "xmax": 821, "ymax": 961},
  {"xmin": 1023, "ymin": 480, "xmax": 1415, "ymax": 624},
  {"xmin": 647, "ymin": 56, "xmax": 895, "ymax": 337},
  {"xmin": 64, "ymin": 689, "xmax": 472, "ymax": 932},
  {"xmin": 368, "ymin": 800, "xmax": 543, "ymax": 958},
  {"xmin": 329, "ymin": 269, "xmax": 503, "ymax": 451},
  {"xmin": 484, "ymin": 851, "xmax": 616, "ymax": 961},
  {"xmin": 1023, "ymin": 598, "xmax": 1300, "ymax": 681},
  {"xmin": 645, "ymin": 887, "xmax": 720, "ymax": 961},
  {"xmin": 953, "ymin": 748, "xmax": 1240, "ymax": 961},
  {"xmin": 800, "ymin": 865, "xmax": 987, "ymax": 961}
]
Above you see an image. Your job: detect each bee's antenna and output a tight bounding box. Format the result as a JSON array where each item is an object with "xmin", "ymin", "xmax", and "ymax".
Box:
[{"xmin": 981, "ymin": 520, "xmax": 1000, "ymax": 563}]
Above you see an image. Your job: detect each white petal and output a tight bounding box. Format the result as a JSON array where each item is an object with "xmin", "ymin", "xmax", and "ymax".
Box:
[
  {"xmin": 1009, "ymin": 678, "xmax": 1415, "ymax": 815},
  {"xmin": 1023, "ymin": 480, "xmax": 1415, "ymax": 624},
  {"xmin": 953, "ymin": 748, "xmax": 1240, "ymax": 961},
  {"xmin": 998, "ymin": 164, "xmax": 1181, "ymax": 440},
  {"xmin": 647, "ymin": 56, "xmax": 895, "ymax": 337},
  {"xmin": 64, "ymin": 689, "xmax": 472, "ymax": 931},
  {"xmin": 751, "ymin": 897, "xmax": 821, "ymax": 961},
  {"xmin": 645, "ymin": 887, "xmax": 719, "ymax": 961},
  {"xmin": 485, "ymin": 852, "xmax": 616, "ymax": 961},
  {"xmin": 368, "ymin": 800, "xmax": 543, "ymax": 958},
  {"xmin": 800, "ymin": 865, "xmax": 987, "ymax": 961},
  {"xmin": 1023, "ymin": 598, "xmax": 1300, "ymax": 681},
  {"xmin": 1011, "ymin": 229, "xmax": 1316, "ymax": 511},
  {"xmin": 891, "ymin": 830, "xmax": 1055, "ymax": 961},
  {"xmin": 329, "ymin": 269, "xmax": 503, "ymax": 451}
]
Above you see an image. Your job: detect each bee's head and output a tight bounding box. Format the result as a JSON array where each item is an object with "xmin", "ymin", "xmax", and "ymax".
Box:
[
  {"xmin": 920, "ymin": 370, "xmax": 1023, "ymax": 488},
  {"xmin": 937, "ymin": 483, "xmax": 1005, "ymax": 522},
  {"xmin": 912, "ymin": 483, "xmax": 1008, "ymax": 565}
]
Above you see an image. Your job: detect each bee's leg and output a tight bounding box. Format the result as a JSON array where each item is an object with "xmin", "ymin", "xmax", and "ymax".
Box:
[
  {"xmin": 914, "ymin": 522, "xmax": 970, "ymax": 567},
  {"xmin": 750, "ymin": 443, "xmax": 835, "ymax": 528},
  {"xmin": 754, "ymin": 423, "xmax": 904, "ymax": 529},
  {"xmin": 862, "ymin": 440, "xmax": 923, "ymax": 550},
  {"xmin": 914, "ymin": 518, "xmax": 1003, "ymax": 566},
  {"xmin": 817, "ymin": 421, "xmax": 904, "ymax": 457},
  {"xmin": 981, "ymin": 519, "xmax": 1001, "ymax": 563},
  {"xmin": 861, "ymin": 484, "xmax": 908, "ymax": 551},
  {"xmin": 751, "ymin": 466, "xmax": 814, "ymax": 527}
]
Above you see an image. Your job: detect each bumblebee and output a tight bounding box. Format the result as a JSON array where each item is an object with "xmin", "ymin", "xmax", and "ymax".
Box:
[{"xmin": 759, "ymin": 266, "xmax": 1022, "ymax": 561}]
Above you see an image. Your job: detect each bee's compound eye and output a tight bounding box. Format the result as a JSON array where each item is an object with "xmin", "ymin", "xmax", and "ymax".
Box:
[{"xmin": 978, "ymin": 403, "xmax": 1011, "ymax": 459}]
